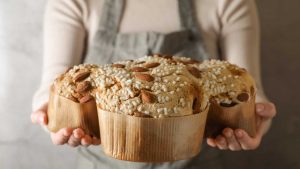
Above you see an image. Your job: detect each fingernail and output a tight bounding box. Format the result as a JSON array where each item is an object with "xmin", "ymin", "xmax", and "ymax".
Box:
[
  {"xmin": 74, "ymin": 131, "xmax": 82, "ymax": 138},
  {"xmin": 225, "ymin": 131, "xmax": 232, "ymax": 137},
  {"xmin": 256, "ymin": 104, "xmax": 264, "ymax": 113},
  {"xmin": 39, "ymin": 116, "xmax": 44, "ymax": 124},
  {"xmin": 236, "ymin": 131, "xmax": 243, "ymax": 138},
  {"xmin": 217, "ymin": 137, "xmax": 224, "ymax": 144},
  {"xmin": 64, "ymin": 129, "xmax": 72, "ymax": 136},
  {"xmin": 73, "ymin": 129, "xmax": 84, "ymax": 138},
  {"xmin": 74, "ymin": 134, "xmax": 80, "ymax": 139}
]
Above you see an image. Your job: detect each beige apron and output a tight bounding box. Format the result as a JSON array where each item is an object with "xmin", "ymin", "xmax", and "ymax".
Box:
[{"xmin": 77, "ymin": 0, "xmax": 223, "ymax": 168}]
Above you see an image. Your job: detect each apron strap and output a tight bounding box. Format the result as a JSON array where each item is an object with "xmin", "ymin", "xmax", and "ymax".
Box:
[
  {"xmin": 178, "ymin": 0, "xmax": 210, "ymax": 60},
  {"xmin": 98, "ymin": 0, "xmax": 125, "ymax": 32},
  {"xmin": 178, "ymin": 0, "xmax": 198, "ymax": 30}
]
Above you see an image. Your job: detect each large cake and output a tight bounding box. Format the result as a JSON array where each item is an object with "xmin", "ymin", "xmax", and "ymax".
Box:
[{"xmin": 47, "ymin": 54, "xmax": 256, "ymax": 162}]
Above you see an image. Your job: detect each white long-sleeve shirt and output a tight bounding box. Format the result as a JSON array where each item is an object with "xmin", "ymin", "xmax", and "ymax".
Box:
[{"xmin": 33, "ymin": 0, "xmax": 264, "ymax": 110}]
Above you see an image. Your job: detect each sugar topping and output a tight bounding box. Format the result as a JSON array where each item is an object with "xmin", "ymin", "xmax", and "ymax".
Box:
[{"xmin": 54, "ymin": 55, "xmax": 256, "ymax": 118}]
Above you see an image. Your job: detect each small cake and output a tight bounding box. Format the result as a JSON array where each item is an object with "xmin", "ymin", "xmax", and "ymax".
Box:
[
  {"xmin": 197, "ymin": 60, "xmax": 255, "ymax": 105},
  {"xmin": 48, "ymin": 64, "xmax": 101, "ymax": 138},
  {"xmin": 47, "ymin": 54, "xmax": 256, "ymax": 162},
  {"xmin": 196, "ymin": 60, "xmax": 256, "ymax": 137}
]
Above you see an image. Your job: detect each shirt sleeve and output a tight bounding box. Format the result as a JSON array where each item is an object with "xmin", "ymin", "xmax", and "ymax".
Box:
[
  {"xmin": 32, "ymin": 0, "xmax": 87, "ymax": 111},
  {"xmin": 218, "ymin": 0, "xmax": 267, "ymax": 100}
]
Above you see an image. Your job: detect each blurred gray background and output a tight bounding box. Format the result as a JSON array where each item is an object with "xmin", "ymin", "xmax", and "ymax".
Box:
[{"xmin": 0, "ymin": 0, "xmax": 299, "ymax": 169}]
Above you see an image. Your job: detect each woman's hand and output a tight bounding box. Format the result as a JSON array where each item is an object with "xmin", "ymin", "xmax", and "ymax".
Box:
[
  {"xmin": 31, "ymin": 103, "xmax": 100, "ymax": 147},
  {"xmin": 206, "ymin": 102, "xmax": 276, "ymax": 151}
]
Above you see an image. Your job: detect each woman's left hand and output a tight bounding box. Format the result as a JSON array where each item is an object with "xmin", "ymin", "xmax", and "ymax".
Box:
[{"xmin": 206, "ymin": 102, "xmax": 277, "ymax": 151}]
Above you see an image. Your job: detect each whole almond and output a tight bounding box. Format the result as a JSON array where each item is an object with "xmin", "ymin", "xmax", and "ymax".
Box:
[
  {"xmin": 72, "ymin": 92, "xmax": 82, "ymax": 99},
  {"xmin": 74, "ymin": 68, "xmax": 80, "ymax": 73},
  {"xmin": 133, "ymin": 111, "xmax": 152, "ymax": 118},
  {"xmin": 68, "ymin": 95, "xmax": 78, "ymax": 102},
  {"xmin": 220, "ymin": 102, "xmax": 238, "ymax": 107},
  {"xmin": 136, "ymin": 61, "xmax": 146, "ymax": 64},
  {"xmin": 130, "ymin": 67, "xmax": 149, "ymax": 72},
  {"xmin": 154, "ymin": 54, "xmax": 172, "ymax": 59},
  {"xmin": 192, "ymin": 98, "xmax": 198, "ymax": 110},
  {"xmin": 181, "ymin": 59, "xmax": 201, "ymax": 65},
  {"xmin": 187, "ymin": 67, "xmax": 202, "ymax": 78},
  {"xmin": 76, "ymin": 81, "xmax": 91, "ymax": 93},
  {"xmin": 141, "ymin": 90, "xmax": 156, "ymax": 103},
  {"xmin": 64, "ymin": 67, "xmax": 73, "ymax": 73},
  {"xmin": 167, "ymin": 60, "xmax": 178, "ymax": 65},
  {"xmin": 56, "ymin": 74, "xmax": 64, "ymax": 81},
  {"xmin": 112, "ymin": 64, "xmax": 125, "ymax": 68},
  {"xmin": 79, "ymin": 95, "xmax": 94, "ymax": 103},
  {"xmin": 153, "ymin": 54, "xmax": 162, "ymax": 58},
  {"xmin": 144, "ymin": 62, "xmax": 160, "ymax": 68},
  {"xmin": 162, "ymin": 55, "xmax": 173, "ymax": 59},
  {"xmin": 74, "ymin": 71, "xmax": 90, "ymax": 82},
  {"xmin": 134, "ymin": 73, "xmax": 154, "ymax": 82},
  {"xmin": 237, "ymin": 92, "xmax": 250, "ymax": 102},
  {"xmin": 230, "ymin": 70, "xmax": 241, "ymax": 76}
]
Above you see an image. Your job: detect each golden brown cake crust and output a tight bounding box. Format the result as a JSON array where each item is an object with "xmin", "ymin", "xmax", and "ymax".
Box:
[{"xmin": 53, "ymin": 55, "xmax": 255, "ymax": 118}]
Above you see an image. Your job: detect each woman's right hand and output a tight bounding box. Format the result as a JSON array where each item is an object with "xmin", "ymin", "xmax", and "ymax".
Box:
[{"xmin": 31, "ymin": 103, "xmax": 101, "ymax": 147}]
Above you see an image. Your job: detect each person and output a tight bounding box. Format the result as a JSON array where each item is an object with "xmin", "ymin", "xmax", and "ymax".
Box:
[{"xmin": 31, "ymin": 0, "xmax": 277, "ymax": 168}]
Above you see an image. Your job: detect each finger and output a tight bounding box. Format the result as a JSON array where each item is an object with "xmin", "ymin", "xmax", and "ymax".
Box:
[
  {"xmin": 206, "ymin": 138, "xmax": 217, "ymax": 148},
  {"xmin": 51, "ymin": 128, "xmax": 73, "ymax": 145},
  {"xmin": 31, "ymin": 103, "xmax": 48, "ymax": 125},
  {"xmin": 215, "ymin": 135, "xmax": 228, "ymax": 150},
  {"xmin": 31, "ymin": 110, "xmax": 48, "ymax": 125},
  {"xmin": 73, "ymin": 128, "xmax": 84, "ymax": 139},
  {"xmin": 81, "ymin": 135, "xmax": 92, "ymax": 146},
  {"xmin": 255, "ymin": 114, "xmax": 262, "ymax": 128},
  {"xmin": 91, "ymin": 136, "xmax": 101, "ymax": 145},
  {"xmin": 235, "ymin": 129, "xmax": 260, "ymax": 150},
  {"xmin": 222, "ymin": 128, "xmax": 241, "ymax": 151},
  {"xmin": 256, "ymin": 103, "xmax": 276, "ymax": 119},
  {"xmin": 256, "ymin": 103, "xmax": 276, "ymax": 136},
  {"xmin": 256, "ymin": 116, "xmax": 273, "ymax": 137},
  {"xmin": 68, "ymin": 128, "xmax": 84, "ymax": 147},
  {"xmin": 68, "ymin": 135, "xmax": 81, "ymax": 147}
]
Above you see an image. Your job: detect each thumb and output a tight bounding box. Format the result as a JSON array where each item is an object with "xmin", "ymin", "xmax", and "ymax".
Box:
[{"xmin": 255, "ymin": 102, "xmax": 276, "ymax": 119}]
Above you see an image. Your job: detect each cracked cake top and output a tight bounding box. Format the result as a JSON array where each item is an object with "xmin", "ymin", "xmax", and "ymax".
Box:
[{"xmin": 53, "ymin": 54, "xmax": 255, "ymax": 118}]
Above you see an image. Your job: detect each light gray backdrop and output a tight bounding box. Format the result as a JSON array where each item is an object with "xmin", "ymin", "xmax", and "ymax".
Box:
[{"xmin": 0, "ymin": 0, "xmax": 299, "ymax": 169}]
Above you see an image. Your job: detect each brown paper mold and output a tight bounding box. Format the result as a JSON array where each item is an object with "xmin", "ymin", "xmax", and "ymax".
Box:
[
  {"xmin": 47, "ymin": 86, "xmax": 100, "ymax": 138},
  {"xmin": 97, "ymin": 107, "xmax": 209, "ymax": 162},
  {"xmin": 47, "ymin": 84, "xmax": 209, "ymax": 162},
  {"xmin": 205, "ymin": 92, "xmax": 256, "ymax": 138}
]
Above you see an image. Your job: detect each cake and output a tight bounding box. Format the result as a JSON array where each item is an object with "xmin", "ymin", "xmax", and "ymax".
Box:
[
  {"xmin": 48, "ymin": 64, "xmax": 101, "ymax": 138},
  {"xmin": 196, "ymin": 60, "xmax": 256, "ymax": 137},
  {"xmin": 47, "ymin": 54, "xmax": 256, "ymax": 161},
  {"xmin": 94, "ymin": 55, "xmax": 207, "ymax": 117}
]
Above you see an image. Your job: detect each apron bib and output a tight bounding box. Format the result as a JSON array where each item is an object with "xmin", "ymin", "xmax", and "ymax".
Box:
[{"xmin": 78, "ymin": 0, "xmax": 223, "ymax": 168}]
